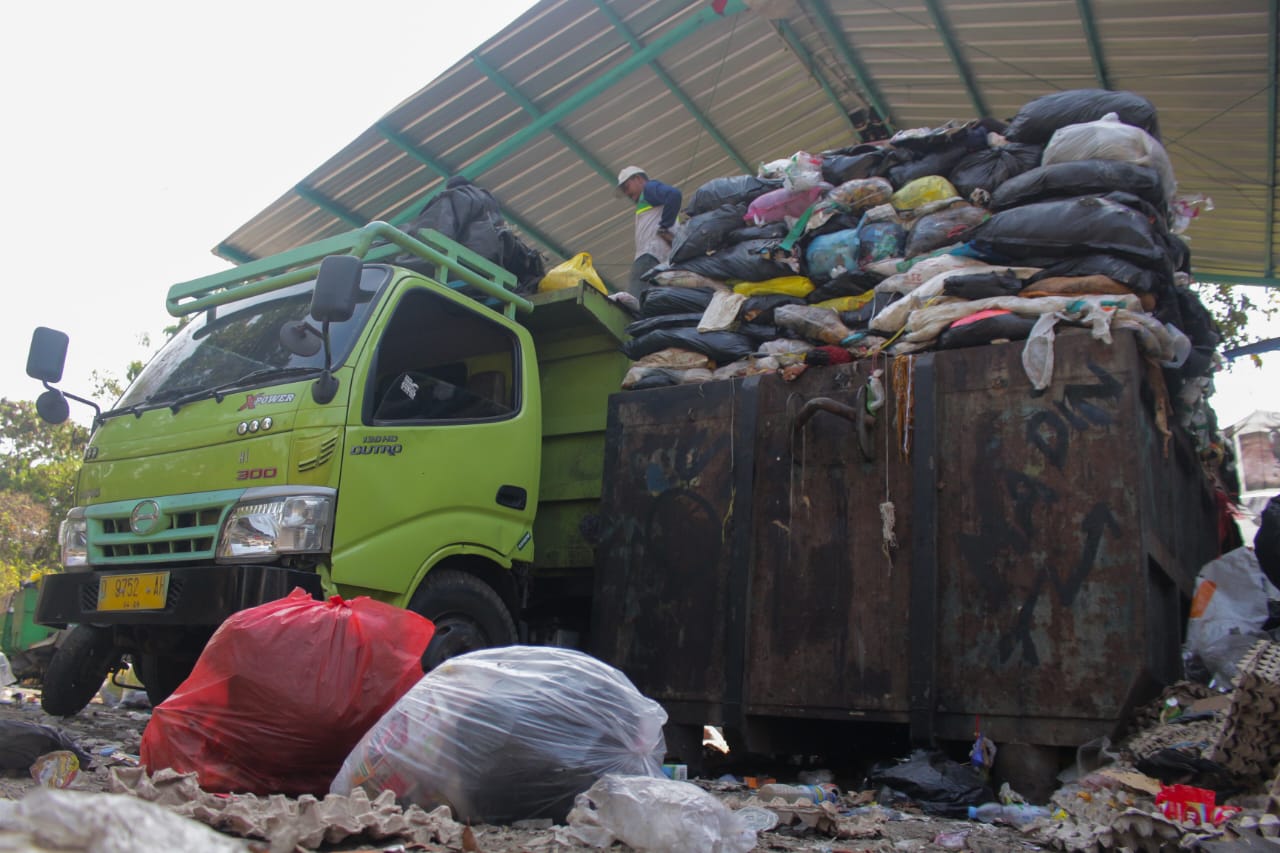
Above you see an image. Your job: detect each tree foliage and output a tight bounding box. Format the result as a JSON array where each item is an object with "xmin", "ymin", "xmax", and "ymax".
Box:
[
  {"xmin": 1196, "ymin": 283, "xmax": 1280, "ymax": 357},
  {"xmin": 0, "ymin": 399, "xmax": 89, "ymax": 596}
]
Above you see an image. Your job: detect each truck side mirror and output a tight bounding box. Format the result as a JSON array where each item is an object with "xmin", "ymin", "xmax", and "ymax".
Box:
[
  {"xmin": 279, "ymin": 321, "xmax": 323, "ymax": 357},
  {"xmin": 36, "ymin": 390, "xmax": 70, "ymax": 425},
  {"xmin": 27, "ymin": 327, "xmax": 69, "ymax": 383},
  {"xmin": 311, "ymin": 256, "xmax": 361, "ymax": 323}
]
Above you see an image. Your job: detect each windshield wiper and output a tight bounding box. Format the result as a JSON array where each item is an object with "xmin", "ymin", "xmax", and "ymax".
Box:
[{"xmin": 165, "ymin": 366, "xmax": 324, "ymax": 413}]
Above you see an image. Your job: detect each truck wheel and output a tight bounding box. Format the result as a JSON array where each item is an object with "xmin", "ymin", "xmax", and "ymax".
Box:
[
  {"xmin": 41, "ymin": 625, "xmax": 119, "ymax": 717},
  {"xmin": 136, "ymin": 654, "xmax": 196, "ymax": 707},
  {"xmin": 409, "ymin": 569, "xmax": 517, "ymax": 671}
]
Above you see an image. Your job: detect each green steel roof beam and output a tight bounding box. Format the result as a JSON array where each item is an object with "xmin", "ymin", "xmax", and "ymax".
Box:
[
  {"xmin": 214, "ymin": 242, "xmax": 255, "ymax": 265},
  {"xmin": 293, "ymin": 184, "xmax": 365, "ymax": 228},
  {"xmin": 921, "ymin": 0, "xmax": 990, "ymax": 118},
  {"xmin": 470, "ymin": 53, "xmax": 618, "ymax": 187},
  {"xmin": 774, "ymin": 19, "xmax": 859, "ymax": 135},
  {"xmin": 1190, "ymin": 273, "xmax": 1280, "ymax": 288},
  {"xmin": 806, "ymin": 0, "xmax": 897, "ymax": 130},
  {"xmin": 373, "ymin": 122, "xmax": 574, "ymax": 262},
  {"xmin": 1265, "ymin": 0, "xmax": 1277, "ymax": 277},
  {"xmin": 590, "ymin": 0, "xmax": 751, "ymax": 173},
  {"xmin": 1075, "ymin": 0, "xmax": 1112, "ymax": 90},
  {"xmin": 409, "ymin": 0, "xmax": 749, "ymax": 211}
]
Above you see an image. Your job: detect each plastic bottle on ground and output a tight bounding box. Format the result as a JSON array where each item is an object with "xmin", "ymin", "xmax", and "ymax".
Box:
[
  {"xmin": 756, "ymin": 783, "xmax": 839, "ymax": 804},
  {"xmin": 967, "ymin": 802, "xmax": 1050, "ymax": 826}
]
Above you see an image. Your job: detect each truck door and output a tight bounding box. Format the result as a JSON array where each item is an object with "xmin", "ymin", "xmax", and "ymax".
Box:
[{"xmin": 332, "ymin": 283, "xmax": 542, "ymax": 597}]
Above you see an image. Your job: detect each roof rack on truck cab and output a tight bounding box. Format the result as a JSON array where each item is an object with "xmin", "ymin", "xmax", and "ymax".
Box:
[{"xmin": 166, "ymin": 221, "xmax": 532, "ymax": 319}]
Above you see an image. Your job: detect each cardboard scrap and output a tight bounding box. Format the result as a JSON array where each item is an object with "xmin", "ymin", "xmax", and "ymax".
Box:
[
  {"xmin": 1097, "ymin": 768, "xmax": 1163, "ymax": 797},
  {"xmin": 109, "ymin": 766, "xmax": 464, "ymax": 851}
]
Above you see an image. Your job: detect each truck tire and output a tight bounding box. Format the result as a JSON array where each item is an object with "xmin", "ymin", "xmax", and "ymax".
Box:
[
  {"xmin": 41, "ymin": 625, "xmax": 119, "ymax": 717},
  {"xmin": 409, "ymin": 569, "xmax": 518, "ymax": 671},
  {"xmin": 136, "ymin": 653, "xmax": 195, "ymax": 708}
]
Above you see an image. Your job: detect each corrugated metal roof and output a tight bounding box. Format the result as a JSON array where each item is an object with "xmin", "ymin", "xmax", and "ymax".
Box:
[{"xmin": 217, "ymin": 0, "xmax": 1279, "ymax": 289}]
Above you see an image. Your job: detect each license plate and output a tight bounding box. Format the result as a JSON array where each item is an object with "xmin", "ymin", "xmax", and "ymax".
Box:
[{"xmin": 96, "ymin": 572, "xmax": 170, "ymax": 611}]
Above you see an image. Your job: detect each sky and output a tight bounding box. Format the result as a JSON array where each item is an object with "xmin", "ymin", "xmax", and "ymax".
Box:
[
  {"xmin": 0, "ymin": 0, "xmax": 534, "ymax": 416},
  {"xmin": 0, "ymin": 0, "xmax": 1276, "ymax": 432}
]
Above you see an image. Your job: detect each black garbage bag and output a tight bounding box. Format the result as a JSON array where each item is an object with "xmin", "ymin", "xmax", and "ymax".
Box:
[
  {"xmin": 841, "ymin": 292, "xmax": 898, "ymax": 329},
  {"xmin": 673, "ymin": 239, "xmax": 796, "ymax": 283},
  {"xmin": 625, "ymin": 313, "xmax": 703, "ymax": 337},
  {"xmin": 622, "ymin": 328, "xmax": 756, "ymax": 364},
  {"xmin": 806, "ymin": 270, "xmax": 880, "ymax": 303},
  {"xmin": 685, "ymin": 176, "xmax": 782, "ymax": 216},
  {"xmin": 943, "ymin": 269, "xmax": 1022, "ymax": 300},
  {"xmin": 500, "ymin": 231, "xmax": 548, "ymax": 294},
  {"xmin": 640, "ymin": 287, "xmax": 718, "ymax": 318},
  {"xmin": 991, "ymin": 160, "xmax": 1164, "ymax": 211},
  {"xmin": 729, "ymin": 223, "xmax": 789, "ymax": 243},
  {"xmin": 867, "ymin": 750, "xmax": 994, "ymax": 818},
  {"xmin": 822, "ymin": 147, "xmax": 915, "ymax": 185},
  {"xmin": 904, "ymin": 205, "xmax": 989, "ymax": 258},
  {"xmin": 741, "ymin": 294, "xmax": 807, "ymax": 324},
  {"xmin": 0, "ymin": 721, "xmax": 91, "ymax": 772},
  {"xmin": 948, "ymin": 144, "xmax": 1042, "ymax": 200},
  {"xmin": 967, "ymin": 196, "xmax": 1168, "ymax": 269},
  {"xmin": 937, "ymin": 311, "xmax": 1036, "ymax": 349},
  {"xmin": 670, "ymin": 204, "xmax": 748, "ymax": 264},
  {"xmin": 1135, "ymin": 749, "xmax": 1241, "ymax": 799},
  {"xmin": 890, "ymin": 123, "xmax": 988, "ymax": 154},
  {"xmin": 1027, "ymin": 254, "xmax": 1165, "ymax": 294},
  {"xmin": 1256, "ymin": 496, "xmax": 1280, "ymax": 591},
  {"xmin": 739, "ymin": 322, "xmax": 780, "ymax": 342},
  {"xmin": 399, "ymin": 177, "xmax": 545, "ymax": 292},
  {"xmin": 1004, "ymin": 89, "xmax": 1161, "ymax": 145},
  {"xmin": 887, "ymin": 145, "xmax": 971, "ymax": 190}
]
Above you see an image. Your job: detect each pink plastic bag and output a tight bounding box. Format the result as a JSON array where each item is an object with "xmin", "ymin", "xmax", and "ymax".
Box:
[{"xmin": 746, "ymin": 184, "xmax": 830, "ymax": 225}]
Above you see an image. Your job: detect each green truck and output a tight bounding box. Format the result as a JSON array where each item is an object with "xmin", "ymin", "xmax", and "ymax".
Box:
[{"xmin": 28, "ymin": 222, "xmax": 631, "ymax": 715}]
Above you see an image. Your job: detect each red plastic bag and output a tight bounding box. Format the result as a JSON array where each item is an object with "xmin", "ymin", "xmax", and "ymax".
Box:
[{"xmin": 141, "ymin": 588, "xmax": 434, "ymax": 795}]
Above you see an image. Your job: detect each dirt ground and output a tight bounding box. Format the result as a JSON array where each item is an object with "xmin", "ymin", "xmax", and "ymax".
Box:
[
  {"xmin": 1, "ymin": 676, "xmax": 1278, "ymax": 853},
  {"xmin": 0, "ymin": 688, "xmax": 1042, "ymax": 853}
]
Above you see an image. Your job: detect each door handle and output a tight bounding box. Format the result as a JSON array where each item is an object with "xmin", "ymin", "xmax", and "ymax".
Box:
[{"xmin": 495, "ymin": 485, "xmax": 527, "ymax": 510}]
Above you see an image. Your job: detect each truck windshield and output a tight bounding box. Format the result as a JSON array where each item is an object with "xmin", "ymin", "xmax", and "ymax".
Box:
[{"xmin": 115, "ymin": 266, "xmax": 389, "ymax": 410}]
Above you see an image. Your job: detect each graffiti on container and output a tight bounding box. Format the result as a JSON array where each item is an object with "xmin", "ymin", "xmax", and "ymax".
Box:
[
  {"xmin": 1026, "ymin": 362, "xmax": 1124, "ymax": 469},
  {"xmin": 961, "ymin": 360, "xmax": 1124, "ymax": 665}
]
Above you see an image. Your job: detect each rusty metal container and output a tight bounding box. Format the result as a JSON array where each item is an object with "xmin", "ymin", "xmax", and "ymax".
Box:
[{"xmin": 592, "ymin": 330, "xmax": 1219, "ymax": 751}]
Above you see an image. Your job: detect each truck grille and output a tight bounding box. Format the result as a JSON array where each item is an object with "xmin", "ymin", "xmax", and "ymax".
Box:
[{"xmin": 90, "ymin": 498, "xmax": 229, "ymax": 564}]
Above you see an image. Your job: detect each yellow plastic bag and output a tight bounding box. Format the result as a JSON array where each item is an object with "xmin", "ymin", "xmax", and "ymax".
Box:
[
  {"xmin": 814, "ymin": 291, "xmax": 876, "ymax": 313},
  {"xmin": 731, "ymin": 276, "xmax": 814, "ymax": 298},
  {"xmin": 538, "ymin": 253, "xmax": 607, "ymax": 295},
  {"xmin": 891, "ymin": 176, "xmax": 959, "ymax": 211}
]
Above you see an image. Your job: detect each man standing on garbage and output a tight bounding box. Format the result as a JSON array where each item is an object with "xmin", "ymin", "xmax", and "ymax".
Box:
[{"xmin": 617, "ymin": 166, "xmax": 681, "ymax": 297}]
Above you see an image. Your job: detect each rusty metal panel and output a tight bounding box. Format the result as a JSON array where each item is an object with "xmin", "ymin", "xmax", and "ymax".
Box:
[
  {"xmin": 591, "ymin": 377, "xmax": 758, "ymax": 723},
  {"xmin": 928, "ymin": 330, "xmax": 1208, "ymax": 746},
  {"xmin": 593, "ymin": 330, "xmax": 1218, "ymax": 748},
  {"xmin": 743, "ymin": 363, "xmax": 913, "ymax": 721}
]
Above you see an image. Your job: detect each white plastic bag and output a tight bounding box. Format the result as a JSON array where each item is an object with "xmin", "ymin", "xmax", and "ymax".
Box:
[
  {"xmin": 698, "ymin": 290, "xmax": 747, "ymax": 332},
  {"xmin": 1042, "ymin": 113, "xmax": 1176, "ymax": 201},
  {"xmin": 0, "ymin": 787, "xmax": 248, "ymax": 852},
  {"xmin": 1185, "ymin": 548, "xmax": 1280, "ymax": 670},
  {"xmin": 567, "ymin": 774, "xmax": 757, "ymax": 853},
  {"xmin": 331, "ymin": 647, "xmax": 667, "ymax": 825},
  {"xmin": 0, "ymin": 652, "xmax": 15, "ymax": 688}
]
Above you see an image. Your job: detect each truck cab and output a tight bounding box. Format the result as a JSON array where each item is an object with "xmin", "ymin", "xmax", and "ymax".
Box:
[{"xmin": 29, "ymin": 222, "xmax": 629, "ymax": 714}]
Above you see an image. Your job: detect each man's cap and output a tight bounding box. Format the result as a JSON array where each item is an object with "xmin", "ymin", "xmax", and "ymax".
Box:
[{"xmin": 616, "ymin": 166, "xmax": 647, "ymax": 187}]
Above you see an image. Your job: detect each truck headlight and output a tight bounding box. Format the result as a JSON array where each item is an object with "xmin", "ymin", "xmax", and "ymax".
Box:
[
  {"xmin": 216, "ymin": 489, "xmax": 335, "ymax": 561},
  {"xmin": 59, "ymin": 509, "xmax": 88, "ymax": 569}
]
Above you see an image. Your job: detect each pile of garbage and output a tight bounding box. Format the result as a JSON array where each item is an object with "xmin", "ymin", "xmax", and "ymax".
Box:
[{"xmin": 622, "ymin": 88, "xmax": 1219, "ymax": 438}]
